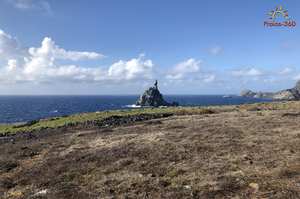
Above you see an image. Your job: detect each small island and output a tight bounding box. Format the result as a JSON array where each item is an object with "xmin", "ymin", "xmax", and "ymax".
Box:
[{"xmin": 136, "ymin": 80, "xmax": 179, "ymax": 107}]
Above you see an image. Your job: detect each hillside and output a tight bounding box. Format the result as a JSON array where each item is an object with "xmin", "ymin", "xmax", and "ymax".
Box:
[{"xmin": 0, "ymin": 102, "xmax": 300, "ymax": 198}]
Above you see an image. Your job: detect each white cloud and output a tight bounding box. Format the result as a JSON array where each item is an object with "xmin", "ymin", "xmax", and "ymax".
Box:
[
  {"xmin": 166, "ymin": 58, "xmax": 201, "ymax": 80},
  {"xmin": 6, "ymin": 59, "xmax": 18, "ymax": 71},
  {"xmin": 21, "ymin": 37, "xmax": 104, "ymax": 81},
  {"xmin": 0, "ymin": 29, "xmax": 155, "ymax": 84},
  {"xmin": 203, "ymin": 74, "xmax": 216, "ymax": 83},
  {"xmin": 209, "ymin": 46, "xmax": 223, "ymax": 55},
  {"xmin": 279, "ymin": 67, "xmax": 293, "ymax": 75},
  {"xmin": 7, "ymin": 0, "xmax": 52, "ymax": 14},
  {"xmin": 165, "ymin": 58, "xmax": 217, "ymax": 83},
  {"xmin": 232, "ymin": 68, "xmax": 263, "ymax": 77},
  {"xmin": 108, "ymin": 54, "xmax": 154, "ymax": 80},
  {"xmin": 28, "ymin": 37, "xmax": 104, "ymax": 61},
  {"xmin": 45, "ymin": 65, "xmax": 106, "ymax": 82},
  {"xmin": 0, "ymin": 29, "xmax": 20, "ymax": 59}
]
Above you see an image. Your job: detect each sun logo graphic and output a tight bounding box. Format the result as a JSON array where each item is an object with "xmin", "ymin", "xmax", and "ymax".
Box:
[
  {"xmin": 264, "ymin": 5, "xmax": 296, "ymax": 28},
  {"xmin": 268, "ymin": 5, "xmax": 289, "ymax": 20}
]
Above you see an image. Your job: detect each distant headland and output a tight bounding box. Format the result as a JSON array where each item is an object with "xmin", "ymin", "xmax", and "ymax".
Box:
[{"xmin": 241, "ymin": 80, "xmax": 300, "ymax": 100}]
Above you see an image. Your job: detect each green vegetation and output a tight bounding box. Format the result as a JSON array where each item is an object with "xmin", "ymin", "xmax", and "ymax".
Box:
[
  {"xmin": 2, "ymin": 100, "xmax": 298, "ymax": 136},
  {"xmin": 0, "ymin": 107, "xmax": 218, "ymax": 136}
]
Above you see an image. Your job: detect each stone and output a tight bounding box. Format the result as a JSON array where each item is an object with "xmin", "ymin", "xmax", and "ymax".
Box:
[
  {"xmin": 249, "ymin": 183, "xmax": 259, "ymax": 192},
  {"xmin": 136, "ymin": 80, "xmax": 179, "ymax": 107}
]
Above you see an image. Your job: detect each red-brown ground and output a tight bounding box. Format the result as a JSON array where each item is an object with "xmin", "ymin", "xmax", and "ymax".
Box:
[{"xmin": 0, "ymin": 102, "xmax": 300, "ymax": 198}]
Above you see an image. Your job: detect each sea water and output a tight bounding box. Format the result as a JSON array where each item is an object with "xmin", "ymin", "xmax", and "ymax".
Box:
[{"xmin": 0, "ymin": 95, "xmax": 271, "ymax": 124}]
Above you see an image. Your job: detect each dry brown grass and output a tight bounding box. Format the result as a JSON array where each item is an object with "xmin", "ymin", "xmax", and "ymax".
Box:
[{"xmin": 0, "ymin": 101, "xmax": 300, "ymax": 198}]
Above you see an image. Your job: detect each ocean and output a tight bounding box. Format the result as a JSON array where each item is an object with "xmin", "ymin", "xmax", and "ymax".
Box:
[{"xmin": 0, "ymin": 95, "xmax": 271, "ymax": 124}]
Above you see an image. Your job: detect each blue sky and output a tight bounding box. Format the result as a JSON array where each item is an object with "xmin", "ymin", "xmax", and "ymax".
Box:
[{"xmin": 0, "ymin": 0, "xmax": 299, "ymax": 95}]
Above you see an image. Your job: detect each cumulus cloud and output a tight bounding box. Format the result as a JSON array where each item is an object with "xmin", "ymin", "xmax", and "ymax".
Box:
[
  {"xmin": 0, "ymin": 29, "xmax": 155, "ymax": 84},
  {"xmin": 166, "ymin": 58, "xmax": 201, "ymax": 80},
  {"xmin": 21, "ymin": 37, "xmax": 105, "ymax": 81},
  {"xmin": 108, "ymin": 54, "xmax": 153, "ymax": 81},
  {"xmin": 7, "ymin": 0, "xmax": 52, "ymax": 14},
  {"xmin": 165, "ymin": 58, "xmax": 218, "ymax": 83},
  {"xmin": 232, "ymin": 68, "xmax": 264, "ymax": 77},
  {"xmin": 30, "ymin": 37, "xmax": 103, "ymax": 61}
]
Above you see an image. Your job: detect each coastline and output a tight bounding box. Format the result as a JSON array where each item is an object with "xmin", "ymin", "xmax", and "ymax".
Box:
[
  {"xmin": 0, "ymin": 100, "xmax": 295, "ymax": 137},
  {"xmin": 0, "ymin": 95, "xmax": 271, "ymax": 124},
  {"xmin": 0, "ymin": 106, "xmax": 219, "ymax": 137}
]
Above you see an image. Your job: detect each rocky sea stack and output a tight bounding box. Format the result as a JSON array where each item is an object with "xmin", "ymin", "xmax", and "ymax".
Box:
[
  {"xmin": 136, "ymin": 80, "xmax": 179, "ymax": 107},
  {"xmin": 241, "ymin": 80, "xmax": 300, "ymax": 101}
]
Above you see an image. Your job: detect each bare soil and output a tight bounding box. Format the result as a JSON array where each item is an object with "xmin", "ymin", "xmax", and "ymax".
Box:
[{"xmin": 0, "ymin": 103, "xmax": 300, "ymax": 198}]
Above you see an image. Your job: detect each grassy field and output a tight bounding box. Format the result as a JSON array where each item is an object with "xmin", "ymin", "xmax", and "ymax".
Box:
[
  {"xmin": 1, "ymin": 101, "xmax": 300, "ymax": 198},
  {"xmin": 0, "ymin": 106, "xmax": 219, "ymax": 136},
  {"xmin": 1, "ymin": 101, "xmax": 299, "ymax": 136}
]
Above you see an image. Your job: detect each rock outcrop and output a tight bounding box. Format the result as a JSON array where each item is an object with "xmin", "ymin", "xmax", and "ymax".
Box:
[
  {"xmin": 136, "ymin": 80, "xmax": 179, "ymax": 107},
  {"xmin": 240, "ymin": 90, "xmax": 274, "ymax": 99},
  {"xmin": 240, "ymin": 90, "xmax": 256, "ymax": 98},
  {"xmin": 241, "ymin": 80, "xmax": 300, "ymax": 100}
]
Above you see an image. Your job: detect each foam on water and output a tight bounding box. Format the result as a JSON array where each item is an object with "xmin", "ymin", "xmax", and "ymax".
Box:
[{"xmin": 124, "ymin": 104, "xmax": 142, "ymax": 108}]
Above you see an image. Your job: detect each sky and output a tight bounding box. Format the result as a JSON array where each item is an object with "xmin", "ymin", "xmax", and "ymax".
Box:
[{"xmin": 0, "ymin": 0, "xmax": 299, "ymax": 95}]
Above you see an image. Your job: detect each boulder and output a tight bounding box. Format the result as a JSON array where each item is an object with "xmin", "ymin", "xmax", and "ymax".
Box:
[{"xmin": 136, "ymin": 80, "xmax": 179, "ymax": 107}]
